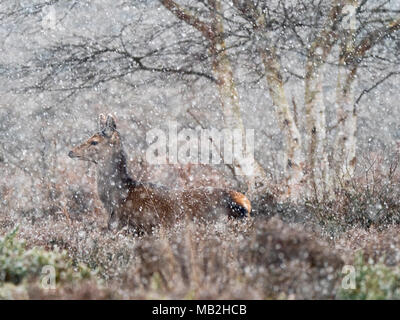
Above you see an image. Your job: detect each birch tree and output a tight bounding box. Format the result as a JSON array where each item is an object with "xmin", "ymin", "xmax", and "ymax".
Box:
[
  {"xmin": 334, "ymin": 1, "xmax": 359, "ymax": 183},
  {"xmin": 160, "ymin": 0, "xmax": 268, "ymax": 190},
  {"xmin": 335, "ymin": 4, "xmax": 400, "ymax": 184},
  {"xmin": 304, "ymin": 0, "xmax": 348, "ymax": 200},
  {"xmin": 222, "ymin": 0, "xmax": 400, "ymax": 201},
  {"xmin": 2, "ymin": 0, "xmax": 400, "ymax": 203},
  {"xmin": 230, "ymin": 0, "xmax": 304, "ymax": 200}
]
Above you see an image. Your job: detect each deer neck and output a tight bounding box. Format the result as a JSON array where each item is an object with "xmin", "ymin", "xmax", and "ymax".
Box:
[{"xmin": 96, "ymin": 146, "xmax": 133, "ymax": 213}]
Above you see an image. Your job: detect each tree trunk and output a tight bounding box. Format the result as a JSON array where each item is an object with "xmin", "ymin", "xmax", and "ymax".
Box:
[
  {"xmin": 334, "ymin": 69, "xmax": 357, "ymax": 183},
  {"xmin": 304, "ymin": 0, "xmax": 346, "ymax": 200},
  {"xmin": 334, "ymin": 1, "xmax": 358, "ymax": 184},
  {"xmin": 231, "ymin": 1, "xmax": 305, "ymax": 200},
  {"xmin": 260, "ymin": 48, "xmax": 304, "ymax": 200},
  {"xmin": 305, "ymin": 62, "xmax": 332, "ymax": 200},
  {"xmin": 209, "ymin": 1, "xmax": 267, "ymax": 187},
  {"xmin": 160, "ymin": 0, "xmax": 268, "ymax": 192}
]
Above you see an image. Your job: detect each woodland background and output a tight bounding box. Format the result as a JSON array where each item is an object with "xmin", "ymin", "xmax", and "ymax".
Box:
[{"xmin": 1, "ymin": 0, "xmax": 400, "ymax": 299}]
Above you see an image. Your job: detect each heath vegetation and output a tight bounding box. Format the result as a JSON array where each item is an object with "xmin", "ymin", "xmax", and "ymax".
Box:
[{"xmin": 1, "ymin": 0, "xmax": 400, "ymax": 299}]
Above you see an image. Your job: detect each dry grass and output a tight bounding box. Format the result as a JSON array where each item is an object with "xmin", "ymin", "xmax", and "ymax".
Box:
[
  {"xmin": 0, "ymin": 210, "xmax": 344, "ymax": 299},
  {"xmin": 2, "ymin": 153, "xmax": 400, "ymax": 299}
]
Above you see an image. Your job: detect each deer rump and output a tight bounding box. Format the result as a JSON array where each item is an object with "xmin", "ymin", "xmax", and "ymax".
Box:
[{"xmin": 111, "ymin": 182, "xmax": 250, "ymax": 233}]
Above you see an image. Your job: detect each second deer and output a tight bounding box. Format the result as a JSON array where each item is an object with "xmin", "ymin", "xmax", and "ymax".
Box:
[{"xmin": 68, "ymin": 114, "xmax": 251, "ymax": 233}]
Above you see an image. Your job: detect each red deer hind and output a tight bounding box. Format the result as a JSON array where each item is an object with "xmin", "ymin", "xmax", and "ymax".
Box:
[{"xmin": 68, "ymin": 114, "xmax": 251, "ymax": 233}]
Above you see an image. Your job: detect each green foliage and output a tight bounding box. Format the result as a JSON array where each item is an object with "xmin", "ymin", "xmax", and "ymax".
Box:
[
  {"xmin": 338, "ymin": 252, "xmax": 400, "ymax": 300},
  {"xmin": 0, "ymin": 227, "xmax": 95, "ymax": 286}
]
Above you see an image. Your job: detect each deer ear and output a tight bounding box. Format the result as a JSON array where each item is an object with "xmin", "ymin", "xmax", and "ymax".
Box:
[
  {"xmin": 103, "ymin": 114, "xmax": 116, "ymax": 137},
  {"xmin": 99, "ymin": 114, "xmax": 107, "ymax": 131},
  {"xmin": 106, "ymin": 114, "xmax": 116, "ymax": 130}
]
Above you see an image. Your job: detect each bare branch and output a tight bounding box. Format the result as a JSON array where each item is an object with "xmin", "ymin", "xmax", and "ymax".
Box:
[
  {"xmin": 160, "ymin": 0, "xmax": 214, "ymax": 39},
  {"xmin": 346, "ymin": 18, "xmax": 400, "ymax": 65},
  {"xmin": 355, "ymin": 71, "xmax": 400, "ymax": 105}
]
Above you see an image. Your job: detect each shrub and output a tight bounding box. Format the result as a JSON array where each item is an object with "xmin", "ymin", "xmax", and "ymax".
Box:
[
  {"xmin": 0, "ymin": 227, "xmax": 95, "ymax": 286},
  {"xmin": 338, "ymin": 252, "xmax": 400, "ymax": 300}
]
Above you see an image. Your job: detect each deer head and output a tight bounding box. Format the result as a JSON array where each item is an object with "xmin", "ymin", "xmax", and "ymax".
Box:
[{"xmin": 68, "ymin": 114, "xmax": 121, "ymax": 164}]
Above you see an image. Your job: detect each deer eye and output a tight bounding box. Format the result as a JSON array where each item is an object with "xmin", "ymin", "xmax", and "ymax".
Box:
[{"xmin": 90, "ymin": 141, "xmax": 99, "ymax": 146}]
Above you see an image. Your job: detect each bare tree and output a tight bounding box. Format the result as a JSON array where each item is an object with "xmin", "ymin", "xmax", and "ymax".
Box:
[
  {"xmin": 230, "ymin": 0, "xmax": 305, "ymax": 200},
  {"xmin": 223, "ymin": 0, "xmax": 400, "ymax": 200},
  {"xmin": 334, "ymin": 1, "xmax": 400, "ymax": 184},
  {"xmin": 1, "ymin": 0, "xmax": 400, "ymax": 203},
  {"xmin": 160, "ymin": 0, "xmax": 268, "ymax": 189}
]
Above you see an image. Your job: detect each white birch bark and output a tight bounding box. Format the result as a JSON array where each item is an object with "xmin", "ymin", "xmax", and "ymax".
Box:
[
  {"xmin": 334, "ymin": 1, "xmax": 358, "ymax": 183},
  {"xmin": 232, "ymin": 2, "xmax": 305, "ymax": 200},
  {"xmin": 209, "ymin": 0, "xmax": 267, "ymax": 185},
  {"xmin": 161, "ymin": 0, "xmax": 268, "ymax": 191},
  {"xmin": 305, "ymin": 61, "xmax": 331, "ymax": 200},
  {"xmin": 260, "ymin": 48, "xmax": 304, "ymax": 200},
  {"xmin": 333, "ymin": 5, "xmax": 400, "ymax": 186},
  {"xmin": 305, "ymin": 0, "xmax": 346, "ymax": 200}
]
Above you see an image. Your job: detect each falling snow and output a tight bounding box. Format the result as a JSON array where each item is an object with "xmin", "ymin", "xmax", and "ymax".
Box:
[{"xmin": 0, "ymin": 0, "xmax": 400, "ymax": 300}]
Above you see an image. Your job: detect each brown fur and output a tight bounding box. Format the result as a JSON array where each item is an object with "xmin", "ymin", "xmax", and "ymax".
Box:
[{"xmin": 69, "ymin": 114, "xmax": 251, "ymax": 233}]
